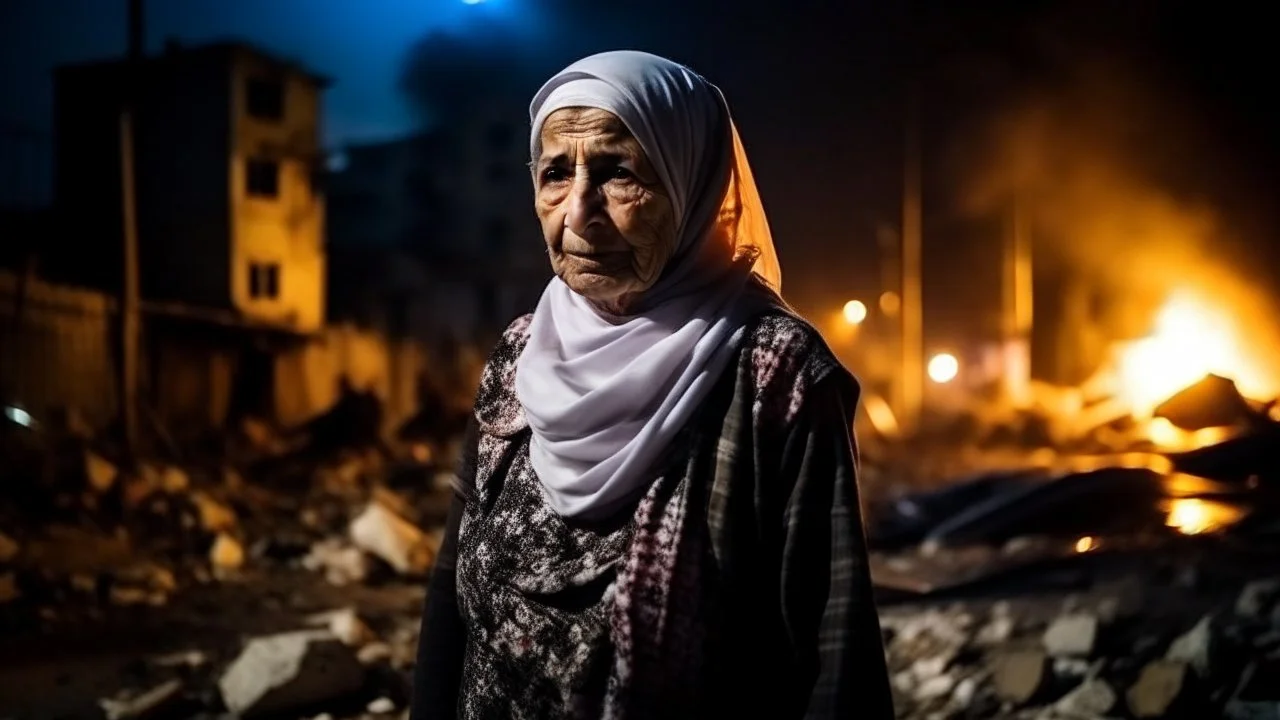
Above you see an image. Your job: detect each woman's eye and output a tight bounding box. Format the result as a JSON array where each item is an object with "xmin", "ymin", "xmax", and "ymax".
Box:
[
  {"xmin": 609, "ymin": 167, "xmax": 636, "ymax": 182},
  {"xmin": 541, "ymin": 167, "xmax": 569, "ymax": 183}
]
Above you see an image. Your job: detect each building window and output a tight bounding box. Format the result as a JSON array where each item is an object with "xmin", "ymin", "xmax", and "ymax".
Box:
[
  {"xmin": 246, "ymin": 159, "xmax": 280, "ymax": 198},
  {"xmin": 249, "ymin": 262, "xmax": 280, "ymax": 299},
  {"xmin": 246, "ymin": 76, "xmax": 285, "ymax": 121}
]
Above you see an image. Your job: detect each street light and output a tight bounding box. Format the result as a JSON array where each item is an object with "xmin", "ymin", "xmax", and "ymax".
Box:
[
  {"xmin": 927, "ymin": 353, "xmax": 959, "ymax": 384},
  {"xmin": 842, "ymin": 300, "xmax": 867, "ymax": 326}
]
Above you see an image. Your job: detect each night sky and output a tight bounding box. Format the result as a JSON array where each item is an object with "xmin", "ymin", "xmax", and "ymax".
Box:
[{"xmin": 3, "ymin": 0, "xmax": 1279, "ymax": 338}]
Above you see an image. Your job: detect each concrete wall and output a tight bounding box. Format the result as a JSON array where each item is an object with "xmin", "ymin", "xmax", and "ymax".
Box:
[
  {"xmin": 0, "ymin": 271, "xmax": 118, "ymax": 428},
  {"xmin": 274, "ymin": 323, "xmax": 424, "ymax": 436}
]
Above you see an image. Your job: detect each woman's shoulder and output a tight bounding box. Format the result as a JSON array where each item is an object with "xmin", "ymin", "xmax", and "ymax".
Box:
[
  {"xmin": 472, "ymin": 314, "xmax": 534, "ymax": 436},
  {"xmin": 739, "ymin": 309, "xmax": 853, "ymax": 425}
]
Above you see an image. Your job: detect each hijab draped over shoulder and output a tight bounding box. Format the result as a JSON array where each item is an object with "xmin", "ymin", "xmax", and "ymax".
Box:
[{"xmin": 515, "ymin": 50, "xmax": 784, "ymax": 520}]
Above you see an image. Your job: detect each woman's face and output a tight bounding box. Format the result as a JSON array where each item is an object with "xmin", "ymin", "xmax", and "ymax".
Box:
[{"xmin": 534, "ymin": 107, "xmax": 676, "ymax": 314}]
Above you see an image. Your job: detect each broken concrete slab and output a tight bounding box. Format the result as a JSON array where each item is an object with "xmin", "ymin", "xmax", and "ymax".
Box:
[
  {"xmin": 99, "ymin": 679, "xmax": 183, "ymax": 720},
  {"xmin": 350, "ymin": 502, "xmax": 435, "ymax": 576},
  {"xmin": 976, "ymin": 615, "xmax": 1016, "ymax": 647},
  {"xmin": 328, "ymin": 608, "xmax": 376, "ymax": 647},
  {"xmin": 1238, "ymin": 580, "xmax": 1280, "ymax": 620},
  {"xmin": 357, "ymin": 642, "xmax": 394, "ymax": 666},
  {"xmin": 217, "ymin": 630, "xmax": 365, "ymax": 717},
  {"xmin": 910, "ymin": 654, "xmax": 952, "ymax": 683},
  {"xmin": 1127, "ymin": 660, "xmax": 1193, "ymax": 718},
  {"xmin": 992, "ymin": 649, "xmax": 1050, "ymax": 705},
  {"xmin": 302, "ymin": 538, "xmax": 370, "ymax": 586},
  {"xmin": 951, "ymin": 675, "xmax": 979, "ymax": 708},
  {"xmin": 914, "ymin": 672, "xmax": 957, "ymax": 702},
  {"xmin": 1052, "ymin": 677, "xmax": 1116, "ymax": 718},
  {"xmin": 1165, "ymin": 614, "xmax": 1214, "ymax": 676},
  {"xmin": 1043, "ymin": 613, "xmax": 1098, "ymax": 657}
]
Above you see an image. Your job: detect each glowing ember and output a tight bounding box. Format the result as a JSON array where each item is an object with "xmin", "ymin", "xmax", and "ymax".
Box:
[
  {"xmin": 1074, "ymin": 536, "xmax": 1097, "ymax": 553},
  {"xmin": 1113, "ymin": 291, "xmax": 1275, "ymax": 417}
]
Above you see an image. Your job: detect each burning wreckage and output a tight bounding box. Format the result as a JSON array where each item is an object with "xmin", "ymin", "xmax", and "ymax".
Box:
[
  {"xmin": 2, "ymin": 342, "xmax": 1280, "ymax": 718},
  {"xmin": 865, "ymin": 360, "xmax": 1280, "ymax": 718}
]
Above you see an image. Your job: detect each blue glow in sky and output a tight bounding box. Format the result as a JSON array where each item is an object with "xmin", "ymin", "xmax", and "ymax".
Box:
[{"xmin": 1, "ymin": 0, "xmax": 538, "ymax": 147}]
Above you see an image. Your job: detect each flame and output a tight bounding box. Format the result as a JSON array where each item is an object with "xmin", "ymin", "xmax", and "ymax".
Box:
[
  {"xmin": 1145, "ymin": 418, "xmax": 1237, "ymax": 451},
  {"xmin": 1164, "ymin": 498, "xmax": 1244, "ymax": 536},
  {"xmin": 1112, "ymin": 291, "xmax": 1275, "ymax": 418},
  {"xmin": 1074, "ymin": 536, "xmax": 1097, "ymax": 553}
]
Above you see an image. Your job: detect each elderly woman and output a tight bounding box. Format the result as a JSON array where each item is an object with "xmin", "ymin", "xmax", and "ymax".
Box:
[{"xmin": 412, "ymin": 51, "xmax": 892, "ymax": 720}]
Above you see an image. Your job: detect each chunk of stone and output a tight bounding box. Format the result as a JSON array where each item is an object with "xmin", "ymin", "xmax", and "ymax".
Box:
[
  {"xmin": 218, "ymin": 631, "xmax": 364, "ymax": 717},
  {"xmin": 357, "ymin": 642, "xmax": 393, "ymax": 666},
  {"xmin": 210, "ymin": 534, "xmax": 245, "ymax": 578},
  {"xmin": 302, "ymin": 539, "xmax": 369, "ymax": 586},
  {"xmin": 991, "ymin": 649, "xmax": 1050, "ymax": 704},
  {"xmin": 349, "ymin": 503, "xmax": 434, "ymax": 576},
  {"xmin": 911, "ymin": 654, "xmax": 951, "ymax": 682},
  {"xmin": 1127, "ymin": 660, "xmax": 1191, "ymax": 718},
  {"xmin": 1225, "ymin": 701, "xmax": 1280, "ymax": 720},
  {"xmin": 976, "ymin": 615, "xmax": 1015, "ymax": 646},
  {"xmin": 885, "ymin": 608, "xmax": 972, "ymax": 649},
  {"xmin": 192, "ymin": 492, "xmax": 237, "ymax": 534},
  {"xmin": 1165, "ymin": 615, "xmax": 1213, "ymax": 676},
  {"xmin": 99, "ymin": 679, "xmax": 183, "ymax": 720},
  {"xmin": 1043, "ymin": 613, "xmax": 1098, "ymax": 657},
  {"xmin": 915, "ymin": 673, "xmax": 956, "ymax": 701},
  {"xmin": 1053, "ymin": 677, "xmax": 1116, "ymax": 718},
  {"xmin": 328, "ymin": 608, "xmax": 376, "ymax": 647},
  {"xmin": 85, "ymin": 450, "xmax": 119, "ymax": 492},
  {"xmin": 891, "ymin": 669, "xmax": 915, "ymax": 694},
  {"xmin": 951, "ymin": 676, "xmax": 978, "ymax": 708},
  {"xmin": 1238, "ymin": 580, "xmax": 1280, "ymax": 620},
  {"xmin": 1053, "ymin": 657, "xmax": 1091, "ymax": 678}
]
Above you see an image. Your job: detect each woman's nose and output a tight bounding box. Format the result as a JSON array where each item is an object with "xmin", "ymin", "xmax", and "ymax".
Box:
[{"xmin": 565, "ymin": 168, "xmax": 604, "ymax": 238}]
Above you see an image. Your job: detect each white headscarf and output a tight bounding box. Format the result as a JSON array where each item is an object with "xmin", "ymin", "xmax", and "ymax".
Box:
[{"xmin": 516, "ymin": 50, "xmax": 783, "ymax": 520}]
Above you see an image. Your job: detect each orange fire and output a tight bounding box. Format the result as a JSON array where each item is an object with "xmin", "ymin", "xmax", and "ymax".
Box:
[{"xmin": 1111, "ymin": 291, "xmax": 1275, "ymax": 418}]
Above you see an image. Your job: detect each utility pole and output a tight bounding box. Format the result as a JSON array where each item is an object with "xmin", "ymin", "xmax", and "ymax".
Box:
[
  {"xmin": 899, "ymin": 84, "xmax": 924, "ymax": 435},
  {"xmin": 120, "ymin": 0, "xmax": 144, "ymax": 453}
]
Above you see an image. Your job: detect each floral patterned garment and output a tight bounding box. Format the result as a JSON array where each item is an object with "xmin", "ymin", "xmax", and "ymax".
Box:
[
  {"xmin": 454, "ymin": 434, "xmax": 636, "ymax": 719},
  {"xmin": 436, "ymin": 310, "xmax": 895, "ymax": 720}
]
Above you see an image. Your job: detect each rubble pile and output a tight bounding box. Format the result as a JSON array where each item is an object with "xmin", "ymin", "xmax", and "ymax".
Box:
[
  {"xmin": 883, "ymin": 577, "xmax": 1280, "ymax": 719},
  {"xmin": 0, "ymin": 423, "xmax": 454, "ymax": 718},
  {"xmin": 0, "ymin": 441, "xmax": 452, "ymax": 609}
]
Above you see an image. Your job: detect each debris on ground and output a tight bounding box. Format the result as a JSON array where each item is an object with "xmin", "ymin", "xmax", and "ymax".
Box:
[{"xmin": 217, "ymin": 630, "xmax": 366, "ymax": 717}]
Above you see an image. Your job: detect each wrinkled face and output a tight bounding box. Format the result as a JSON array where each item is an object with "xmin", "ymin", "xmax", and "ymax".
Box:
[{"xmin": 534, "ymin": 107, "xmax": 676, "ymax": 314}]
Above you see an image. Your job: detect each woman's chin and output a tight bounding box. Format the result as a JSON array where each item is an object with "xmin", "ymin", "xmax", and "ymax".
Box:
[{"xmin": 564, "ymin": 272, "xmax": 631, "ymax": 300}]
